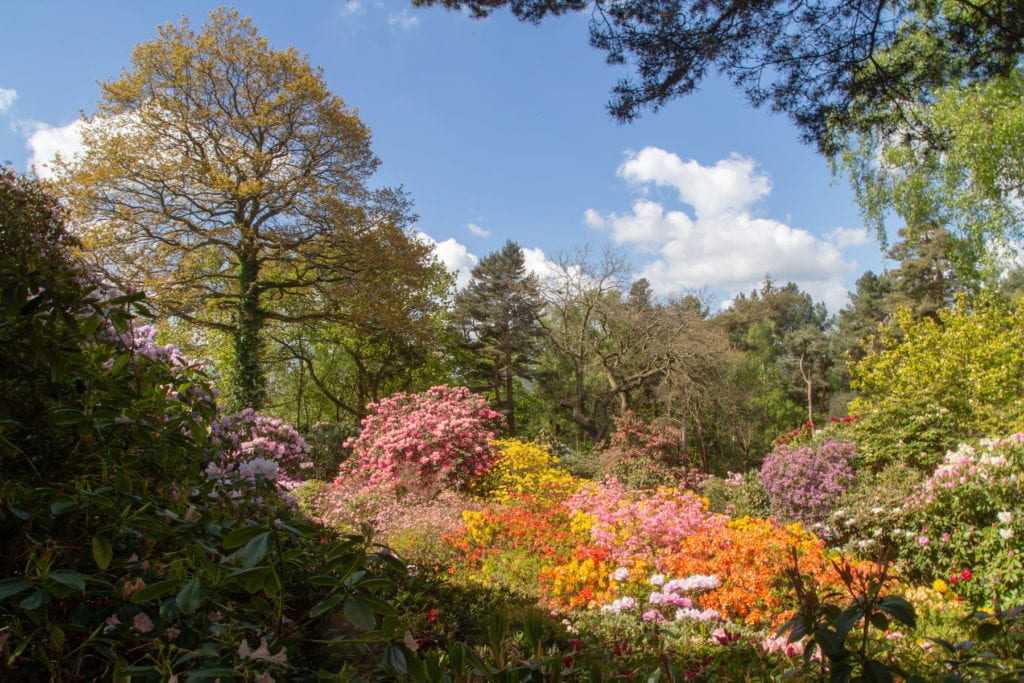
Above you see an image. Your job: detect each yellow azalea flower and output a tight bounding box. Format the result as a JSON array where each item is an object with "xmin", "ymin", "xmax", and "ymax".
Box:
[{"xmin": 932, "ymin": 578, "xmax": 947, "ymax": 593}]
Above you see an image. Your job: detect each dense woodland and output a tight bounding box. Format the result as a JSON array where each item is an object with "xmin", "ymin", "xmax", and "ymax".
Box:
[{"xmin": 3, "ymin": 5, "xmax": 1024, "ymax": 682}]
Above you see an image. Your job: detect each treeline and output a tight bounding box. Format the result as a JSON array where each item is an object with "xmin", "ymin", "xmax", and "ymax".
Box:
[{"xmin": 50, "ymin": 10, "xmax": 1024, "ymax": 476}]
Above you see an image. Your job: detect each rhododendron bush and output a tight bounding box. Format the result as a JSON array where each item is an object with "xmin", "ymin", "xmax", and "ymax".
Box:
[
  {"xmin": 0, "ymin": 169, "xmax": 397, "ymax": 680},
  {"xmin": 338, "ymin": 385, "xmax": 503, "ymax": 493},
  {"xmin": 759, "ymin": 440, "xmax": 857, "ymax": 528},
  {"xmin": 896, "ymin": 435, "xmax": 1024, "ymax": 607}
]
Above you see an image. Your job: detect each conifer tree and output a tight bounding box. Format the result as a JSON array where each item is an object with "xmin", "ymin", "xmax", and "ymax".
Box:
[{"xmin": 454, "ymin": 240, "xmax": 543, "ymax": 435}]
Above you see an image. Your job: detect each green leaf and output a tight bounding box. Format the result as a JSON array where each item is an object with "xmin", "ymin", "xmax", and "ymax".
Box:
[
  {"xmin": 19, "ymin": 588, "xmax": 53, "ymax": 610},
  {"xmin": 865, "ymin": 658, "xmax": 894, "ymax": 683},
  {"xmin": 47, "ymin": 569, "xmax": 86, "ymax": 593},
  {"xmin": 131, "ymin": 579, "xmax": 180, "ymax": 603},
  {"xmin": 359, "ymin": 593, "xmax": 398, "ymax": 618},
  {"xmin": 868, "ymin": 611, "xmax": 890, "ymax": 631},
  {"xmin": 0, "ymin": 578, "xmax": 33, "ymax": 600},
  {"xmin": 229, "ymin": 567, "xmax": 271, "ymax": 593},
  {"xmin": 175, "ymin": 577, "xmax": 206, "ymax": 614},
  {"xmin": 50, "ymin": 495, "xmax": 78, "ymax": 515},
  {"xmin": 878, "ymin": 595, "xmax": 916, "ymax": 628},
  {"xmin": 381, "ymin": 643, "xmax": 407, "ymax": 676},
  {"xmin": 48, "ymin": 624, "xmax": 65, "ymax": 650},
  {"xmin": 343, "ymin": 596, "xmax": 376, "ymax": 631},
  {"xmin": 225, "ymin": 531, "xmax": 272, "ymax": 569},
  {"xmin": 221, "ymin": 524, "xmax": 270, "ymax": 550},
  {"xmin": 836, "ymin": 606, "xmax": 863, "ymax": 639},
  {"xmin": 308, "ymin": 594, "xmax": 344, "ymax": 619},
  {"xmin": 91, "ymin": 533, "xmax": 114, "ymax": 570}
]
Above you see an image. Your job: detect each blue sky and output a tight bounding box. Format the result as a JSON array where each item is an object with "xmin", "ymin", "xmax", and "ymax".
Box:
[{"xmin": 0, "ymin": 1, "xmax": 888, "ymax": 313}]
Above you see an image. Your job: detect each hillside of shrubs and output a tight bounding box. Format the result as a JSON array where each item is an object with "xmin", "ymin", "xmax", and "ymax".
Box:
[{"xmin": 3, "ymin": 166, "xmax": 1023, "ymax": 681}]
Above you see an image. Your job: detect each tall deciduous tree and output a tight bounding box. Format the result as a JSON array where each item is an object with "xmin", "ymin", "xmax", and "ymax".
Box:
[
  {"xmin": 839, "ymin": 67, "xmax": 1024, "ymax": 269},
  {"xmin": 59, "ymin": 9, "xmax": 409, "ymax": 409},
  {"xmin": 454, "ymin": 240, "xmax": 543, "ymax": 436}
]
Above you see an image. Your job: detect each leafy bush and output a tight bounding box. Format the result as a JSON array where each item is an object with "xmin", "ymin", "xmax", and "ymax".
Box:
[
  {"xmin": 826, "ymin": 464, "xmax": 923, "ymax": 553},
  {"xmin": 759, "ymin": 440, "xmax": 858, "ymax": 529},
  {"xmin": 0, "ymin": 170, "xmax": 400, "ymax": 680},
  {"xmin": 849, "ymin": 298, "xmax": 1024, "ymax": 470},
  {"xmin": 700, "ymin": 470, "xmax": 770, "ymax": 519},
  {"xmin": 472, "ymin": 438, "xmax": 579, "ymax": 501},
  {"xmin": 895, "ymin": 435, "xmax": 1024, "ymax": 608},
  {"xmin": 302, "ymin": 419, "xmax": 357, "ymax": 480},
  {"xmin": 597, "ymin": 412, "xmax": 703, "ymax": 490},
  {"xmin": 338, "ymin": 385, "xmax": 503, "ymax": 495}
]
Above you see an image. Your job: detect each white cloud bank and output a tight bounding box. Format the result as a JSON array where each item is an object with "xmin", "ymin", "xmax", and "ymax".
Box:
[
  {"xmin": 586, "ymin": 147, "xmax": 863, "ymax": 313},
  {"xmin": 417, "ymin": 232, "xmax": 478, "ymax": 289}
]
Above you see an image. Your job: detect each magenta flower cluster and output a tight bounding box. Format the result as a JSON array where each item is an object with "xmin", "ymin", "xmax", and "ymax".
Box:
[
  {"xmin": 338, "ymin": 385, "xmax": 503, "ymax": 492},
  {"xmin": 759, "ymin": 440, "xmax": 857, "ymax": 527}
]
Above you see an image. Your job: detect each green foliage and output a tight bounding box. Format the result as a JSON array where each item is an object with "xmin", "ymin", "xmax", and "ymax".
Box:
[
  {"xmin": 779, "ymin": 551, "xmax": 918, "ymax": 683},
  {"xmin": 700, "ymin": 471, "xmax": 770, "ymax": 519},
  {"xmin": 839, "ymin": 68, "xmax": 1024, "ymax": 278},
  {"xmin": 826, "ymin": 465, "xmax": 923, "ymax": 556},
  {"xmin": 0, "ymin": 169, "xmax": 403, "ymax": 680},
  {"xmin": 849, "ymin": 296, "xmax": 1024, "ymax": 470}
]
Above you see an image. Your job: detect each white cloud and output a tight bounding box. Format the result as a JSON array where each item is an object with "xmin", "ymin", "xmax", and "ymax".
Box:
[
  {"xmin": 0, "ymin": 87, "xmax": 16, "ymax": 114},
  {"xmin": 520, "ymin": 246, "xmax": 562, "ymax": 282},
  {"xmin": 619, "ymin": 147, "xmax": 771, "ymax": 219},
  {"xmin": 467, "ymin": 222, "xmax": 490, "ymax": 237},
  {"xmin": 828, "ymin": 226, "xmax": 870, "ymax": 248},
  {"xmin": 387, "ymin": 9, "xmax": 421, "ymax": 30},
  {"xmin": 588, "ymin": 147, "xmax": 859, "ymax": 313},
  {"xmin": 417, "ymin": 231, "xmax": 477, "ymax": 289},
  {"xmin": 24, "ymin": 119, "xmax": 86, "ymax": 178},
  {"xmin": 338, "ymin": 0, "xmax": 363, "ymax": 15}
]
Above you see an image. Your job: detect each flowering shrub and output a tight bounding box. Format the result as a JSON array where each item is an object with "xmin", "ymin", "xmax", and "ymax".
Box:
[
  {"xmin": 896, "ymin": 435, "xmax": 1024, "ymax": 607},
  {"xmin": 211, "ymin": 408, "xmax": 313, "ymax": 484},
  {"xmin": 0, "ymin": 169, "xmax": 400, "ymax": 680},
  {"xmin": 339, "ymin": 385, "xmax": 502, "ymax": 494},
  {"xmin": 826, "ymin": 464, "xmax": 923, "ymax": 553},
  {"xmin": 597, "ymin": 412, "xmax": 703, "ymax": 490},
  {"xmin": 566, "ymin": 479, "xmax": 723, "ymax": 569},
  {"xmin": 472, "ymin": 438, "xmax": 579, "ymax": 501},
  {"xmin": 446, "ymin": 482, "xmax": 582, "ymax": 597},
  {"xmin": 661, "ymin": 517, "xmax": 844, "ymax": 628},
  {"xmin": 759, "ymin": 440, "xmax": 858, "ymax": 528}
]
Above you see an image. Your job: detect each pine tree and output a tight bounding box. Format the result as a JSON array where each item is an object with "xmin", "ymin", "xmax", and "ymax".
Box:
[{"xmin": 454, "ymin": 241, "xmax": 543, "ymax": 436}]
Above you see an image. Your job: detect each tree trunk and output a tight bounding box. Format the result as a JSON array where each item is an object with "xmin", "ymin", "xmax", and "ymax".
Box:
[
  {"xmin": 504, "ymin": 347, "xmax": 517, "ymax": 436},
  {"xmin": 232, "ymin": 237, "xmax": 266, "ymax": 410}
]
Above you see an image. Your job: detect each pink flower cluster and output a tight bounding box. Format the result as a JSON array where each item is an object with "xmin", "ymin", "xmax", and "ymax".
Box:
[
  {"xmin": 212, "ymin": 408, "xmax": 313, "ymax": 484},
  {"xmin": 566, "ymin": 479, "xmax": 722, "ymax": 568},
  {"xmin": 338, "ymin": 386, "xmax": 502, "ymax": 493}
]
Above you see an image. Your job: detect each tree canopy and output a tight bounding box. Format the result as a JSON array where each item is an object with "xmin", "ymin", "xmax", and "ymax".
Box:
[
  {"xmin": 59, "ymin": 9, "xmax": 411, "ymax": 409},
  {"xmin": 413, "ymin": 0, "xmax": 1024, "ymax": 154}
]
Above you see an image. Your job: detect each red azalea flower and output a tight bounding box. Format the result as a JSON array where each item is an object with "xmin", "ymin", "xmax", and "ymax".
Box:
[{"xmin": 960, "ymin": 569, "xmax": 972, "ymax": 581}]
